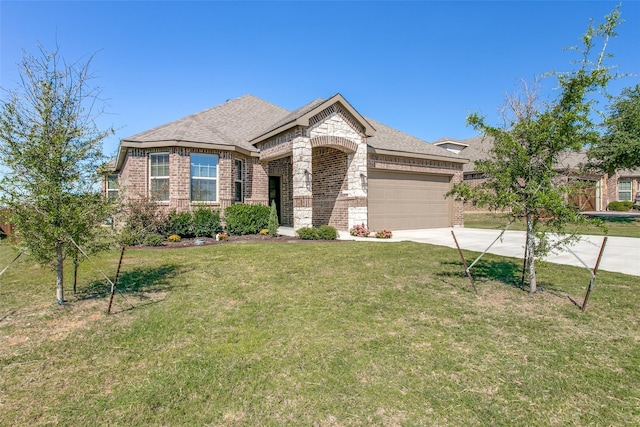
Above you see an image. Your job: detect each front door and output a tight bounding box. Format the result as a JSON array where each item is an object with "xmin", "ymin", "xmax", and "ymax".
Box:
[{"xmin": 269, "ymin": 176, "xmax": 281, "ymax": 222}]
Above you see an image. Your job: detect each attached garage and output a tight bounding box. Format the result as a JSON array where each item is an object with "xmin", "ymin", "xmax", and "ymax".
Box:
[{"xmin": 368, "ymin": 170, "xmax": 453, "ymax": 230}]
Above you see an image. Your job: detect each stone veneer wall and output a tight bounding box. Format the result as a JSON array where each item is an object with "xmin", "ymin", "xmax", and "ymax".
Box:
[
  {"xmin": 309, "ymin": 108, "xmax": 367, "ymax": 230},
  {"xmin": 368, "ymin": 154, "xmax": 465, "ymax": 227}
]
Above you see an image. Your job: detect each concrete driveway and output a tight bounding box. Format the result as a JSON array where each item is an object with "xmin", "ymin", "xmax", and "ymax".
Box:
[{"xmin": 335, "ymin": 228, "xmax": 639, "ymax": 277}]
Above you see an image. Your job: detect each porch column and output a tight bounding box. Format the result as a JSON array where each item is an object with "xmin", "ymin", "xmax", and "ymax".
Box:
[
  {"xmin": 346, "ymin": 140, "xmax": 369, "ymax": 229},
  {"xmin": 292, "ymin": 134, "xmax": 312, "ymax": 229}
]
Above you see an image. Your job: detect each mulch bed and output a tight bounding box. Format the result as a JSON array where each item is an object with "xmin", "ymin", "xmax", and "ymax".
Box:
[{"xmin": 127, "ymin": 233, "xmax": 344, "ymax": 250}]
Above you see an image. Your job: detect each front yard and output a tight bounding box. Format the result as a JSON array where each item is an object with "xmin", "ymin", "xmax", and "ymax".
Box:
[
  {"xmin": 464, "ymin": 212, "xmax": 640, "ymax": 238},
  {"xmin": 1, "ymin": 241, "xmax": 638, "ymax": 425}
]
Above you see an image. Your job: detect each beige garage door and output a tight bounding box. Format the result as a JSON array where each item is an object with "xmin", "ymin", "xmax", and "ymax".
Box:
[{"xmin": 368, "ymin": 170, "xmax": 452, "ymax": 230}]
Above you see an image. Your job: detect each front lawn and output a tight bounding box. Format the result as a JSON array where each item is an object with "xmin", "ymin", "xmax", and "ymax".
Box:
[
  {"xmin": 1, "ymin": 241, "xmax": 638, "ymax": 425},
  {"xmin": 465, "ymin": 212, "xmax": 640, "ymax": 238}
]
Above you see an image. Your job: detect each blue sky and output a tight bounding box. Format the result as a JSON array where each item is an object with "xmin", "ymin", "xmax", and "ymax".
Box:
[{"xmin": 2, "ymin": 1, "xmax": 639, "ymax": 157}]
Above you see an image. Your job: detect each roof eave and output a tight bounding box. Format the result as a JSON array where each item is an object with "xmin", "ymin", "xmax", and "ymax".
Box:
[
  {"xmin": 368, "ymin": 146, "xmax": 469, "ymax": 164},
  {"xmin": 114, "ymin": 140, "xmax": 259, "ymax": 171}
]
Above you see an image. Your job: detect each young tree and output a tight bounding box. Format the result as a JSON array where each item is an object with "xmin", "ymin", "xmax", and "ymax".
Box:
[
  {"xmin": 587, "ymin": 84, "xmax": 640, "ymax": 174},
  {"xmin": 448, "ymin": 7, "xmax": 621, "ymax": 294},
  {"xmin": 0, "ymin": 45, "xmax": 114, "ymax": 304}
]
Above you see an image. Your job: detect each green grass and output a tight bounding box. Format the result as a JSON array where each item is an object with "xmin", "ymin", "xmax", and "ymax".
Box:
[
  {"xmin": 1, "ymin": 241, "xmax": 639, "ymax": 426},
  {"xmin": 465, "ymin": 212, "xmax": 640, "ymax": 238}
]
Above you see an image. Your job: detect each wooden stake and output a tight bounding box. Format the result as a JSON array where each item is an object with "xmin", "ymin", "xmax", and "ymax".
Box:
[
  {"xmin": 451, "ymin": 230, "xmax": 478, "ymax": 295},
  {"xmin": 581, "ymin": 237, "xmax": 607, "ymax": 313},
  {"xmin": 108, "ymin": 246, "xmax": 126, "ymax": 314}
]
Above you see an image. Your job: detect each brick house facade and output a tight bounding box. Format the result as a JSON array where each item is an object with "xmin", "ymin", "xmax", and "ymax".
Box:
[{"xmin": 109, "ymin": 94, "xmax": 467, "ymax": 231}]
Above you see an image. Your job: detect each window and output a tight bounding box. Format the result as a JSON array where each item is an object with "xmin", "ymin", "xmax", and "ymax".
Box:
[
  {"xmin": 106, "ymin": 175, "xmax": 119, "ymax": 200},
  {"xmin": 191, "ymin": 154, "xmax": 218, "ymax": 201},
  {"xmin": 234, "ymin": 159, "xmax": 244, "ymax": 203},
  {"xmin": 150, "ymin": 153, "xmax": 170, "ymax": 201},
  {"xmin": 618, "ymin": 179, "xmax": 632, "ymax": 201}
]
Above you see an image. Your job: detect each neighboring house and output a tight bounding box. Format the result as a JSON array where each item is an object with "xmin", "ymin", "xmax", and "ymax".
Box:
[
  {"xmin": 617, "ymin": 168, "xmax": 640, "ymax": 206},
  {"xmin": 107, "ymin": 94, "xmax": 468, "ymax": 231},
  {"xmin": 433, "ymin": 136, "xmax": 631, "ymax": 212}
]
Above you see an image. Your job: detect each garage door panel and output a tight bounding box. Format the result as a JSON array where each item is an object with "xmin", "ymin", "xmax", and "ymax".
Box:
[{"xmin": 368, "ymin": 171, "xmax": 451, "ymax": 230}]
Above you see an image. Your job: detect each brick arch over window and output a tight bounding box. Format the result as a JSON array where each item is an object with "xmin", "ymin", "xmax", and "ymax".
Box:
[{"xmin": 310, "ymin": 136, "xmax": 358, "ymax": 153}]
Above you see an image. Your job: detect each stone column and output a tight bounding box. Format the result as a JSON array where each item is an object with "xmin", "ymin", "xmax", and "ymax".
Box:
[
  {"xmin": 347, "ymin": 140, "xmax": 368, "ymax": 229},
  {"xmin": 292, "ymin": 134, "xmax": 312, "ymax": 229}
]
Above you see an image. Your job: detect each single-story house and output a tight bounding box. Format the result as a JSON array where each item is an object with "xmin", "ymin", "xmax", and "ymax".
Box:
[
  {"xmin": 107, "ymin": 94, "xmax": 468, "ymax": 231},
  {"xmin": 433, "ymin": 136, "xmax": 639, "ymax": 212}
]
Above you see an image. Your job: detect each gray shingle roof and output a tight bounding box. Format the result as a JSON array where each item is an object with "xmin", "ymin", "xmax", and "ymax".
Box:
[
  {"xmin": 366, "ymin": 118, "xmax": 464, "ymax": 160},
  {"xmin": 256, "ymin": 97, "xmax": 326, "ymax": 137},
  {"xmin": 122, "ymin": 95, "xmax": 290, "ymax": 152},
  {"xmin": 458, "ymin": 135, "xmax": 605, "ymax": 174},
  {"xmin": 120, "ymin": 94, "xmax": 465, "ymax": 162}
]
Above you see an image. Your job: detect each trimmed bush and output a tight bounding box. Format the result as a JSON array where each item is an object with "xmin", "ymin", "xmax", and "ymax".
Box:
[
  {"xmin": 608, "ymin": 201, "xmax": 633, "ymax": 211},
  {"xmin": 167, "ymin": 234, "xmax": 181, "ymax": 242},
  {"xmin": 118, "ymin": 227, "xmax": 144, "ymax": 246},
  {"xmin": 192, "ymin": 206, "xmax": 223, "ymax": 237},
  {"xmin": 317, "ymin": 225, "xmax": 338, "ymax": 240},
  {"xmin": 268, "ymin": 200, "xmax": 279, "ymax": 237},
  {"xmin": 297, "ymin": 225, "xmax": 338, "ymax": 240},
  {"xmin": 224, "ymin": 204, "xmax": 270, "ymax": 235},
  {"xmin": 297, "ymin": 227, "xmax": 319, "ymax": 240},
  {"xmin": 167, "ymin": 211, "xmax": 193, "ymax": 237},
  {"xmin": 143, "ymin": 233, "xmax": 164, "ymax": 247}
]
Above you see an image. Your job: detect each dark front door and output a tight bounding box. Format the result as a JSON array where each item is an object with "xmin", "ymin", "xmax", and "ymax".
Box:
[{"xmin": 269, "ymin": 176, "xmax": 281, "ymax": 222}]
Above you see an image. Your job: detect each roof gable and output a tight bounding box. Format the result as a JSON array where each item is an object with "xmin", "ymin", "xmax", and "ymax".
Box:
[{"xmin": 250, "ymin": 93, "xmax": 376, "ymax": 144}]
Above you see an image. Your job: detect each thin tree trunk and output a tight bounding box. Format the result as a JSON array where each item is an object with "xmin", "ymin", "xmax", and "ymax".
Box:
[
  {"xmin": 526, "ymin": 213, "xmax": 537, "ymax": 294},
  {"xmin": 56, "ymin": 243, "xmax": 64, "ymax": 304},
  {"xmin": 73, "ymin": 254, "xmax": 78, "ymax": 294}
]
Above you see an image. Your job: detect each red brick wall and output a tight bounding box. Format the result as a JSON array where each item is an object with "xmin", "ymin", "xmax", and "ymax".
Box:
[
  {"xmin": 312, "ymin": 147, "xmax": 349, "ymax": 229},
  {"xmin": 118, "ymin": 147, "xmax": 259, "ymax": 214}
]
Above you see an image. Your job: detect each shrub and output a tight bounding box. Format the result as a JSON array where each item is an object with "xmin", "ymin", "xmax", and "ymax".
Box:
[
  {"xmin": 192, "ymin": 206, "xmax": 223, "ymax": 237},
  {"xmin": 260, "ymin": 228, "xmax": 269, "ymax": 235},
  {"xmin": 143, "ymin": 233, "xmax": 164, "ymax": 247},
  {"xmin": 349, "ymin": 224, "xmax": 370, "ymax": 237},
  {"xmin": 608, "ymin": 201, "xmax": 633, "ymax": 211},
  {"xmin": 167, "ymin": 234, "xmax": 181, "ymax": 242},
  {"xmin": 318, "ymin": 225, "xmax": 338, "ymax": 240},
  {"xmin": 120, "ymin": 197, "xmax": 168, "ymax": 238},
  {"xmin": 297, "ymin": 225, "xmax": 338, "ymax": 240},
  {"xmin": 117, "ymin": 227, "xmax": 144, "ymax": 246},
  {"xmin": 375, "ymin": 229, "xmax": 393, "ymax": 239},
  {"xmin": 224, "ymin": 204, "xmax": 270, "ymax": 235},
  {"xmin": 268, "ymin": 200, "xmax": 279, "ymax": 237},
  {"xmin": 297, "ymin": 227, "xmax": 319, "ymax": 240},
  {"xmin": 167, "ymin": 210, "xmax": 193, "ymax": 237}
]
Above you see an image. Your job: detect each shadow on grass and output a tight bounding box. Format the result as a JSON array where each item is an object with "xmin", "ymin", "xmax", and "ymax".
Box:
[
  {"xmin": 439, "ymin": 259, "xmax": 558, "ymax": 293},
  {"xmin": 77, "ymin": 264, "xmax": 187, "ymax": 301}
]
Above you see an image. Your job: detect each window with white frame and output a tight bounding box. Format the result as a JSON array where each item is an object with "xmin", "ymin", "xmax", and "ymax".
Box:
[
  {"xmin": 106, "ymin": 175, "xmax": 119, "ymax": 200},
  {"xmin": 234, "ymin": 159, "xmax": 244, "ymax": 203},
  {"xmin": 150, "ymin": 153, "xmax": 170, "ymax": 201},
  {"xmin": 191, "ymin": 154, "xmax": 218, "ymax": 202},
  {"xmin": 618, "ymin": 179, "xmax": 632, "ymax": 201}
]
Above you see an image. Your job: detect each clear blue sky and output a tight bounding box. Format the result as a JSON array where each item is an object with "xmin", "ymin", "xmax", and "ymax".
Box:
[{"xmin": 2, "ymin": 1, "xmax": 639, "ymax": 157}]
